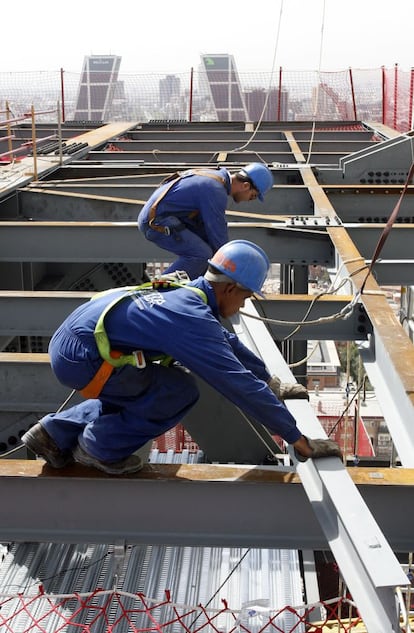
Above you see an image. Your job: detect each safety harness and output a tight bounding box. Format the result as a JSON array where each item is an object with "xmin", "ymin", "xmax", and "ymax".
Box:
[
  {"xmin": 80, "ymin": 277, "xmax": 207, "ymax": 399},
  {"xmin": 147, "ymin": 168, "xmax": 228, "ymax": 234}
]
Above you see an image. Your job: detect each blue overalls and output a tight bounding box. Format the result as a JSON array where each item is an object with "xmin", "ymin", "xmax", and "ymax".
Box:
[
  {"xmin": 42, "ymin": 277, "xmax": 301, "ymax": 462},
  {"xmin": 137, "ymin": 168, "xmax": 231, "ymax": 278}
]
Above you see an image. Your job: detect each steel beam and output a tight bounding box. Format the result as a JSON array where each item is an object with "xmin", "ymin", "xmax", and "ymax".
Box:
[
  {"xmin": 359, "ymin": 333, "xmax": 414, "ymax": 468},
  {"xmin": 0, "ymin": 222, "xmax": 334, "ymax": 265},
  {"xmin": 256, "ymin": 295, "xmax": 372, "ymax": 340},
  {"xmin": 232, "ymin": 299, "xmax": 407, "ymax": 633},
  {"xmin": 0, "ymin": 353, "xmax": 81, "ymax": 411},
  {"xmin": 0, "ymin": 460, "xmax": 414, "ymax": 552},
  {"xmin": 0, "ymin": 292, "xmax": 371, "ymax": 341},
  {"xmin": 16, "ymin": 185, "xmax": 313, "ymax": 219},
  {"xmin": 300, "ymin": 165, "xmax": 414, "ymax": 469},
  {"xmin": 345, "ymin": 224, "xmax": 414, "ymax": 259},
  {"xmin": 0, "ymin": 291, "xmax": 92, "ymax": 336}
]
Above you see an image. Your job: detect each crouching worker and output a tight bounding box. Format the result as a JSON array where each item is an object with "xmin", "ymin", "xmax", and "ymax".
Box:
[{"xmin": 22, "ymin": 239, "xmax": 341, "ymax": 474}]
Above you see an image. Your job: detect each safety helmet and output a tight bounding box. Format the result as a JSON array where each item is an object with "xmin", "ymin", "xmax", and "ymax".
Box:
[
  {"xmin": 238, "ymin": 163, "xmax": 273, "ymax": 201},
  {"xmin": 208, "ymin": 240, "xmax": 270, "ymax": 296}
]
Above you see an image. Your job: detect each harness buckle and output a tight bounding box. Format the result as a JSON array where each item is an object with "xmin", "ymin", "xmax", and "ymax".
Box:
[{"xmin": 133, "ymin": 350, "xmax": 146, "ymax": 369}]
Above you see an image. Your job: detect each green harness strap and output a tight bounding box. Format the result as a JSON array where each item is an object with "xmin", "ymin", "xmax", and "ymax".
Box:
[{"xmin": 92, "ymin": 279, "xmax": 207, "ymax": 368}]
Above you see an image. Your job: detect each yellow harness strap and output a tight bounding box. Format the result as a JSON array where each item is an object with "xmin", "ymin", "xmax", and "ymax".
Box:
[{"xmin": 79, "ymin": 280, "xmax": 207, "ymax": 399}]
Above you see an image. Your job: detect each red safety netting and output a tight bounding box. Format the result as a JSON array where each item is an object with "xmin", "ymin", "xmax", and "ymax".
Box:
[
  {"xmin": 0, "ymin": 587, "xmax": 364, "ymax": 632},
  {"xmin": 1, "ymin": 65, "xmax": 413, "ymax": 131}
]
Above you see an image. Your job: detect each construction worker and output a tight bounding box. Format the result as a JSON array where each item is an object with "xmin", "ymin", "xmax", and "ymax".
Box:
[
  {"xmin": 137, "ymin": 163, "xmax": 274, "ymax": 278},
  {"xmin": 22, "ymin": 239, "xmax": 341, "ymax": 474}
]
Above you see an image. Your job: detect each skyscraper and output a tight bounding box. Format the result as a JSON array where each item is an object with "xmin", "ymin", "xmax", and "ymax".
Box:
[{"xmin": 73, "ymin": 55, "xmax": 122, "ymax": 121}]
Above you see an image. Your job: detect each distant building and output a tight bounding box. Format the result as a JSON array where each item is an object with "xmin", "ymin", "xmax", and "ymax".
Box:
[
  {"xmin": 307, "ymin": 340, "xmax": 341, "ymax": 390},
  {"xmin": 244, "ymin": 88, "xmax": 289, "ymax": 121},
  {"xmin": 73, "ymin": 55, "xmax": 122, "ymax": 122},
  {"xmin": 200, "ymin": 54, "xmax": 248, "ymax": 121},
  {"xmin": 159, "ymin": 75, "xmax": 181, "ymax": 108}
]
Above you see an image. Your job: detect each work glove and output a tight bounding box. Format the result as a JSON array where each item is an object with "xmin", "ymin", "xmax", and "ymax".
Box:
[
  {"xmin": 294, "ymin": 437, "xmax": 342, "ymax": 462},
  {"xmin": 268, "ymin": 375, "xmax": 309, "ymax": 402}
]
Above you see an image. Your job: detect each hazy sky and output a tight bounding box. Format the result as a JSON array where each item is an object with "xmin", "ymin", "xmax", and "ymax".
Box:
[{"xmin": 4, "ymin": 0, "xmax": 414, "ymax": 74}]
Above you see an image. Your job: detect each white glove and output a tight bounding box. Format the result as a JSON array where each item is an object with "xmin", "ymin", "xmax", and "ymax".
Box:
[
  {"xmin": 294, "ymin": 437, "xmax": 342, "ymax": 462},
  {"xmin": 268, "ymin": 375, "xmax": 309, "ymax": 402}
]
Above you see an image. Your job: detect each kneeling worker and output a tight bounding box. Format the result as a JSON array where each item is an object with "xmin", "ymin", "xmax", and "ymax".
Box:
[{"xmin": 22, "ymin": 240, "xmax": 341, "ymax": 474}]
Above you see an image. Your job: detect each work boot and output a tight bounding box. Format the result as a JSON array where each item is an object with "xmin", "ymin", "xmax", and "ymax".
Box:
[
  {"xmin": 73, "ymin": 444, "xmax": 143, "ymax": 475},
  {"xmin": 21, "ymin": 422, "xmax": 74, "ymax": 468}
]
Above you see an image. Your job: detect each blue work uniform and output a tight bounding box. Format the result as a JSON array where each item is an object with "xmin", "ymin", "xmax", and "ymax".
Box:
[
  {"xmin": 137, "ymin": 168, "xmax": 231, "ymax": 278},
  {"xmin": 42, "ymin": 277, "xmax": 302, "ymax": 462}
]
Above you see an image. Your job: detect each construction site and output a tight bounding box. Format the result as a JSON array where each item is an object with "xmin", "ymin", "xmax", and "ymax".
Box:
[{"xmin": 1, "ymin": 52, "xmax": 414, "ymax": 632}]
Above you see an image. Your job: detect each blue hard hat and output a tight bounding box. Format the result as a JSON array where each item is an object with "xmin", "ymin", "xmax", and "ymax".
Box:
[
  {"xmin": 208, "ymin": 240, "xmax": 270, "ymax": 295},
  {"xmin": 239, "ymin": 163, "xmax": 273, "ymax": 201}
]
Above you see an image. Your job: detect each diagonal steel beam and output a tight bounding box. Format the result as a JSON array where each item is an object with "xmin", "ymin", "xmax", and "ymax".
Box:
[{"xmin": 232, "ymin": 298, "xmax": 408, "ymax": 633}]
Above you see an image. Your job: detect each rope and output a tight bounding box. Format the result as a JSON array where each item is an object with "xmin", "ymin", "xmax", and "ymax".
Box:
[
  {"xmin": 306, "ymin": 0, "xmax": 327, "ymax": 164},
  {"xmin": 229, "ymin": 0, "xmax": 285, "ymax": 154}
]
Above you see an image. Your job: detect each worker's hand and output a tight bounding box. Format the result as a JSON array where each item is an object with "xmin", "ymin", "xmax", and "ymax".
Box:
[
  {"xmin": 293, "ymin": 435, "xmax": 342, "ymax": 462},
  {"xmin": 268, "ymin": 375, "xmax": 309, "ymax": 401}
]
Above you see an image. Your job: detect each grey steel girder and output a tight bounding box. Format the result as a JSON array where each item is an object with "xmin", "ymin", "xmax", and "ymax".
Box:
[
  {"xmin": 16, "ymin": 184, "xmax": 314, "ymax": 218},
  {"xmin": 0, "ymin": 221, "xmax": 412, "ymax": 282},
  {"xmin": 233, "ymin": 299, "xmax": 407, "ymax": 633},
  {"xmin": 0, "ymin": 461, "xmax": 414, "ymax": 552},
  {"xmin": 0, "ymin": 292, "xmax": 372, "ymax": 341},
  {"xmin": 0, "ymin": 222, "xmax": 334, "ymax": 266},
  {"xmin": 322, "ymin": 187, "xmax": 414, "ymax": 221},
  {"xmin": 256, "ymin": 296, "xmax": 372, "ymax": 340},
  {"xmin": 359, "ymin": 333, "xmax": 414, "ymax": 468},
  {"xmin": 0, "ymin": 353, "xmax": 82, "ymax": 411},
  {"xmin": 344, "ymin": 224, "xmax": 414, "ymax": 259},
  {"xmin": 340, "ymin": 133, "xmax": 414, "ymax": 182},
  {"xmin": 94, "ymin": 139, "xmax": 374, "ymax": 153},
  {"xmin": 0, "ymin": 292, "xmax": 92, "ymax": 336},
  {"xmin": 300, "ymin": 165, "xmax": 414, "ymax": 468}
]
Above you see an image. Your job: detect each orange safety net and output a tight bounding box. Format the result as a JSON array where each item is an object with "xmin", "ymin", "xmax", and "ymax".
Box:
[{"xmin": 0, "ymin": 588, "xmax": 364, "ymax": 632}]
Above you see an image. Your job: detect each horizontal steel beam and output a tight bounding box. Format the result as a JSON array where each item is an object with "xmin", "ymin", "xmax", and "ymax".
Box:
[
  {"xmin": 0, "ymin": 461, "xmax": 413, "ymax": 551},
  {"xmin": 0, "ymin": 222, "xmax": 334, "ymax": 265},
  {"xmin": 16, "ymin": 185, "xmax": 312, "ymax": 219},
  {"xmin": 345, "ymin": 224, "xmax": 414, "ymax": 259},
  {"xmin": 0, "ymin": 291, "xmax": 93, "ymax": 336},
  {"xmin": 0, "ymin": 353, "xmax": 81, "ymax": 411},
  {"xmin": 257, "ymin": 296, "xmax": 372, "ymax": 340},
  {"xmin": 0, "ymin": 292, "xmax": 372, "ymax": 340}
]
